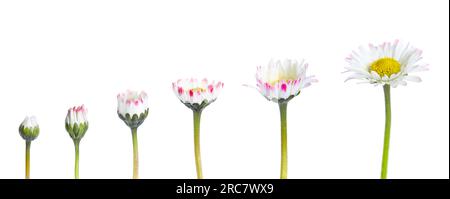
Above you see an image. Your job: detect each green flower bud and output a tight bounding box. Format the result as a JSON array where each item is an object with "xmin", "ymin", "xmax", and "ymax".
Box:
[
  {"xmin": 19, "ymin": 116, "xmax": 39, "ymax": 141},
  {"xmin": 65, "ymin": 105, "xmax": 89, "ymax": 141},
  {"xmin": 117, "ymin": 90, "xmax": 149, "ymax": 129}
]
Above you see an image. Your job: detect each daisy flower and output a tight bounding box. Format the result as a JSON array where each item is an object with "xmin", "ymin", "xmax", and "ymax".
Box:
[
  {"xmin": 345, "ymin": 40, "xmax": 428, "ymax": 87},
  {"xmin": 19, "ymin": 116, "xmax": 39, "ymax": 179},
  {"xmin": 172, "ymin": 78, "xmax": 224, "ymax": 112},
  {"xmin": 65, "ymin": 105, "xmax": 88, "ymax": 179},
  {"xmin": 172, "ymin": 78, "xmax": 224, "ymax": 179},
  {"xmin": 344, "ymin": 40, "xmax": 427, "ymax": 179},
  {"xmin": 256, "ymin": 59, "xmax": 317, "ymax": 103},
  {"xmin": 117, "ymin": 90, "xmax": 149, "ymax": 179},
  {"xmin": 253, "ymin": 59, "xmax": 317, "ymax": 179}
]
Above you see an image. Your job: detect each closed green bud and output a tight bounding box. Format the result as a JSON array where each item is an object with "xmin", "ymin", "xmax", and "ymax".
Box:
[
  {"xmin": 65, "ymin": 105, "xmax": 89, "ymax": 141},
  {"xmin": 19, "ymin": 116, "xmax": 39, "ymax": 141}
]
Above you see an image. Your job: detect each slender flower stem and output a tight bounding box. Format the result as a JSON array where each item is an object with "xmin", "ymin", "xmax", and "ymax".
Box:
[
  {"xmin": 279, "ymin": 102, "xmax": 288, "ymax": 179},
  {"xmin": 381, "ymin": 85, "xmax": 392, "ymax": 179},
  {"xmin": 25, "ymin": 141, "xmax": 31, "ymax": 179},
  {"xmin": 193, "ymin": 110, "xmax": 203, "ymax": 179},
  {"xmin": 131, "ymin": 128, "xmax": 139, "ymax": 179},
  {"xmin": 74, "ymin": 139, "xmax": 80, "ymax": 179}
]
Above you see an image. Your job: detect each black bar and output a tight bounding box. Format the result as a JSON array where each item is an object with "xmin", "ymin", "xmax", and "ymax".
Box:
[{"xmin": 1, "ymin": 179, "xmax": 448, "ymax": 198}]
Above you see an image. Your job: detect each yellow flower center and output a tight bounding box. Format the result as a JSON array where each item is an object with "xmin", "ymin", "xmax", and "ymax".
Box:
[
  {"xmin": 370, "ymin": 58, "xmax": 401, "ymax": 77},
  {"xmin": 269, "ymin": 75, "xmax": 297, "ymax": 86},
  {"xmin": 269, "ymin": 80, "xmax": 279, "ymax": 85},
  {"xmin": 191, "ymin": 87, "xmax": 206, "ymax": 92}
]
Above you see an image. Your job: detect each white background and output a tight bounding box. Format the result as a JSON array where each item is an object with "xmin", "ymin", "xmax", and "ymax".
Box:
[{"xmin": 0, "ymin": 0, "xmax": 448, "ymax": 179}]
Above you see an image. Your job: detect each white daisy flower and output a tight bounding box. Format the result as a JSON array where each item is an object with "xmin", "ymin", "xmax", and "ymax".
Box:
[
  {"xmin": 172, "ymin": 78, "xmax": 224, "ymax": 179},
  {"xmin": 252, "ymin": 59, "xmax": 316, "ymax": 179},
  {"xmin": 117, "ymin": 90, "xmax": 149, "ymax": 118},
  {"xmin": 172, "ymin": 78, "xmax": 224, "ymax": 112},
  {"xmin": 345, "ymin": 40, "xmax": 428, "ymax": 179},
  {"xmin": 117, "ymin": 90, "xmax": 149, "ymax": 179},
  {"xmin": 345, "ymin": 40, "xmax": 428, "ymax": 87},
  {"xmin": 256, "ymin": 59, "xmax": 317, "ymax": 103}
]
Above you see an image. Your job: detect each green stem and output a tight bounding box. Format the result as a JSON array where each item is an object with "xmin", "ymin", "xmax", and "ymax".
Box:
[
  {"xmin": 279, "ymin": 102, "xmax": 288, "ymax": 179},
  {"xmin": 74, "ymin": 139, "xmax": 80, "ymax": 179},
  {"xmin": 132, "ymin": 128, "xmax": 139, "ymax": 179},
  {"xmin": 381, "ymin": 85, "xmax": 392, "ymax": 179},
  {"xmin": 193, "ymin": 110, "xmax": 203, "ymax": 179},
  {"xmin": 25, "ymin": 141, "xmax": 31, "ymax": 179}
]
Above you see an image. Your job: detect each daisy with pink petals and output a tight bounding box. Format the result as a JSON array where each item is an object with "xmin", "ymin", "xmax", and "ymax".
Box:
[
  {"xmin": 65, "ymin": 105, "xmax": 89, "ymax": 179},
  {"xmin": 256, "ymin": 59, "xmax": 317, "ymax": 103},
  {"xmin": 117, "ymin": 90, "xmax": 149, "ymax": 179},
  {"xmin": 172, "ymin": 78, "xmax": 224, "ymax": 179},
  {"xmin": 173, "ymin": 78, "xmax": 224, "ymax": 112},
  {"xmin": 253, "ymin": 59, "xmax": 317, "ymax": 179}
]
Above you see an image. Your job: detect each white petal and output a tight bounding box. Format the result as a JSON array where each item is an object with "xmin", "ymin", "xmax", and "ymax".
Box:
[{"xmin": 404, "ymin": 75, "xmax": 422, "ymax": 82}]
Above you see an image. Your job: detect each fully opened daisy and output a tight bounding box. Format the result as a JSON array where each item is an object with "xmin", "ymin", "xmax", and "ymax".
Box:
[
  {"xmin": 65, "ymin": 105, "xmax": 88, "ymax": 179},
  {"xmin": 172, "ymin": 78, "xmax": 223, "ymax": 179},
  {"xmin": 19, "ymin": 116, "xmax": 39, "ymax": 179},
  {"xmin": 254, "ymin": 59, "xmax": 317, "ymax": 179},
  {"xmin": 345, "ymin": 40, "xmax": 428, "ymax": 179},
  {"xmin": 117, "ymin": 90, "xmax": 149, "ymax": 179}
]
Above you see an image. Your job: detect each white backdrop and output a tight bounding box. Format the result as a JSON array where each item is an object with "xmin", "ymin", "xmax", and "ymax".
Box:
[{"xmin": 0, "ymin": 0, "xmax": 448, "ymax": 179}]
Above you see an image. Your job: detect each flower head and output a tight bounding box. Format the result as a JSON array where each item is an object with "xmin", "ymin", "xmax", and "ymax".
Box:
[
  {"xmin": 117, "ymin": 90, "xmax": 149, "ymax": 129},
  {"xmin": 19, "ymin": 116, "xmax": 39, "ymax": 141},
  {"xmin": 65, "ymin": 105, "xmax": 88, "ymax": 141},
  {"xmin": 345, "ymin": 40, "xmax": 428, "ymax": 87},
  {"xmin": 255, "ymin": 59, "xmax": 317, "ymax": 103},
  {"xmin": 172, "ymin": 78, "xmax": 224, "ymax": 112}
]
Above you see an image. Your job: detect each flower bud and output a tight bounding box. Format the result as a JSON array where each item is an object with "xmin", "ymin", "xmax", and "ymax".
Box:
[
  {"xmin": 19, "ymin": 116, "xmax": 39, "ymax": 141},
  {"xmin": 117, "ymin": 90, "xmax": 149, "ymax": 129},
  {"xmin": 65, "ymin": 105, "xmax": 88, "ymax": 141}
]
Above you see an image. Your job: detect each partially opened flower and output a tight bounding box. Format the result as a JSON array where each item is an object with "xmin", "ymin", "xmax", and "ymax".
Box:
[
  {"xmin": 65, "ymin": 105, "xmax": 88, "ymax": 179},
  {"xmin": 344, "ymin": 40, "xmax": 427, "ymax": 179},
  {"xmin": 117, "ymin": 90, "xmax": 149, "ymax": 179},
  {"xmin": 253, "ymin": 59, "xmax": 317, "ymax": 179},
  {"xmin": 256, "ymin": 59, "xmax": 317, "ymax": 103},
  {"xmin": 172, "ymin": 78, "xmax": 223, "ymax": 179},
  {"xmin": 19, "ymin": 116, "xmax": 39, "ymax": 179},
  {"xmin": 173, "ymin": 78, "xmax": 224, "ymax": 112}
]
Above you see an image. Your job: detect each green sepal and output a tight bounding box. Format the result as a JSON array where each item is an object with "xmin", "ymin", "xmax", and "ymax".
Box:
[
  {"xmin": 182, "ymin": 99, "xmax": 215, "ymax": 112},
  {"xmin": 277, "ymin": 94, "xmax": 296, "ymax": 104},
  {"xmin": 19, "ymin": 125, "xmax": 40, "ymax": 141},
  {"xmin": 118, "ymin": 109, "xmax": 149, "ymax": 129},
  {"xmin": 66, "ymin": 122, "xmax": 89, "ymax": 140}
]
